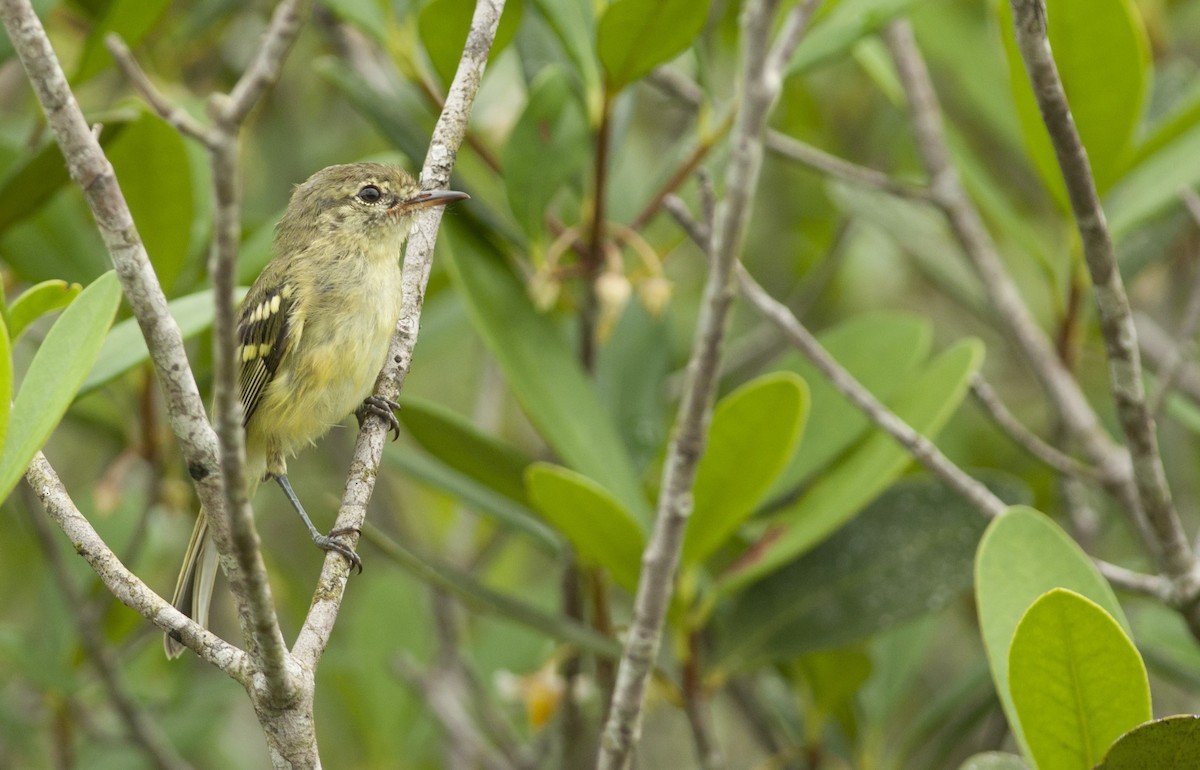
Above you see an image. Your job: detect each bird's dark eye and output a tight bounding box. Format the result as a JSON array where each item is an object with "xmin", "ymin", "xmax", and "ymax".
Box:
[{"xmin": 357, "ymin": 185, "xmax": 382, "ymax": 203}]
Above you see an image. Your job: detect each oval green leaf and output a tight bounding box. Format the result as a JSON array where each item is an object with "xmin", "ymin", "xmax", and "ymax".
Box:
[
  {"xmin": 597, "ymin": 0, "xmax": 711, "ymax": 92},
  {"xmin": 81, "ymin": 287, "xmax": 248, "ymax": 393},
  {"xmin": 525, "ymin": 463, "xmax": 644, "ymax": 592},
  {"xmin": 975, "ymin": 506, "xmax": 1129, "ymax": 761},
  {"xmin": 7, "ymin": 280, "xmax": 81, "ymax": 341},
  {"xmin": 1008, "ymin": 588, "xmax": 1150, "ymax": 770},
  {"xmin": 397, "ymin": 396, "xmax": 533, "ymax": 505},
  {"xmin": 997, "ymin": 0, "xmax": 1149, "ymax": 198},
  {"xmin": 442, "ymin": 223, "xmax": 650, "ymax": 525},
  {"xmin": 683, "ymin": 372, "xmax": 809, "ymax": 568},
  {"xmin": 1098, "ymin": 715, "xmax": 1200, "ymax": 770},
  {"xmin": 720, "ymin": 338, "xmax": 984, "ymax": 593},
  {"xmin": 106, "ymin": 112, "xmax": 194, "ymax": 293},
  {"xmin": 502, "ymin": 64, "xmax": 589, "ymax": 241},
  {"xmin": 0, "ymin": 271, "xmax": 122, "ymax": 503},
  {"xmin": 419, "ymin": 0, "xmax": 523, "ymax": 88},
  {"xmin": 718, "ymin": 476, "xmax": 996, "ymax": 666}
]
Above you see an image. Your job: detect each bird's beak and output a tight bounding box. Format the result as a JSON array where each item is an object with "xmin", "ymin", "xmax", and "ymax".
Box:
[{"xmin": 391, "ymin": 189, "xmax": 470, "ymax": 213}]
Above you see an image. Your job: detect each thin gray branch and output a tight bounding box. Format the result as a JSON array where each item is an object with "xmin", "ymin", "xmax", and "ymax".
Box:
[
  {"xmin": 597, "ymin": 3, "xmax": 819, "ymax": 768},
  {"xmin": 765, "ymin": 130, "xmax": 934, "ymax": 202},
  {"xmin": 292, "ymin": 0, "xmax": 505, "ymax": 667},
  {"xmin": 1004, "ymin": 1, "xmax": 1200, "ymax": 601},
  {"xmin": 24, "ymin": 453, "xmax": 250, "ymax": 680},
  {"xmin": 24, "ymin": 498, "xmax": 194, "ymax": 770},
  {"xmin": 0, "ymin": 0, "xmax": 229, "ymax": 658},
  {"xmin": 882, "ymin": 20, "xmax": 1125, "ymax": 478},
  {"xmin": 969, "ymin": 375, "xmax": 1107, "ymax": 483}
]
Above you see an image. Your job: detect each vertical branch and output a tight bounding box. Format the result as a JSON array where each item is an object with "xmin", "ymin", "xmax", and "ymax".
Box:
[
  {"xmin": 882, "ymin": 20, "xmax": 1122, "ymax": 473},
  {"xmin": 1005, "ymin": 1, "xmax": 1200, "ymax": 598},
  {"xmin": 596, "ymin": 2, "xmax": 820, "ymax": 768},
  {"xmin": 292, "ymin": 0, "xmax": 506, "ymax": 666}
]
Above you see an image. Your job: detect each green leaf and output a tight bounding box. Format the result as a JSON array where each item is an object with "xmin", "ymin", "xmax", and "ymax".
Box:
[
  {"xmin": 525, "ymin": 463, "xmax": 644, "ymax": 592},
  {"xmin": 957, "ymin": 753, "xmax": 1028, "ymax": 770},
  {"xmin": 717, "ymin": 476, "xmax": 994, "ymax": 666},
  {"xmin": 1098, "ymin": 715, "xmax": 1200, "ymax": 770},
  {"xmin": 106, "ymin": 112, "xmax": 194, "ymax": 293},
  {"xmin": 770, "ymin": 310, "xmax": 931, "ymax": 494},
  {"xmin": 1107, "ymin": 119, "xmax": 1200, "ymax": 242},
  {"xmin": 81, "ymin": 287, "xmax": 248, "ymax": 394},
  {"xmin": 0, "ymin": 271, "xmax": 122, "ymax": 503},
  {"xmin": 73, "ymin": 0, "xmax": 171, "ymax": 83},
  {"xmin": 974, "ymin": 506, "xmax": 1130, "ymax": 761},
  {"xmin": 418, "ymin": 0, "xmax": 523, "ymax": 88},
  {"xmin": 1008, "ymin": 588, "xmax": 1150, "ymax": 770},
  {"xmin": 996, "ymin": 0, "xmax": 1149, "ymax": 199},
  {"xmin": 396, "ymin": 396, "xmax": 532, "ymax": 505},
  {"xmin": 317, "ymin": 0, "xmax": 391, "ymax": 44},
  {"xmin": 7, "ymin": 280, "xmax": 81, "ymax": 341},
  {"xmin": 0, "ymin": 314, "xmax": 10, "ymax": 466},
  {"xmin": 683, "ymin": 372, "xmax": 808, "ymax": 568},
  {"xmin": 595, "ymin": 301, "xmax": 671, "ymax": 469},
  {"xmin": 385, "ymin": 444, "xmax": 560, "ymax": 552},
  {"xmin": 597, "ymin": 0, "xmax": 711, "ymax": 92},
  {"xmin": 442, "ymin": 225, "xmax": 650, "ymax": 524},
  {"xmin": 721, "ymin": 338, "xmax": 984, "ymax": 592},
  {"xmin": 789, "ymin": 0, "xmax": 922, "ymax": 74},
  {"xmin": 502, "ymin": 64, "xmax": 589, "ymax": 241},
  {"xmin": 529, "ymin": 0, "xmax": 600, "ymax": 100},
  {"xmin": 0, "ymin": 123, "xmax": 129, "ymax": 236}
]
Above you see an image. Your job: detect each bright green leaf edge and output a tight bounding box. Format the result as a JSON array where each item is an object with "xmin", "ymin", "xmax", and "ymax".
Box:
[
  {"xmin": 0, "ymin": 271, "xmax": 122, "ymax": 503},
  {"xmin": 7, "ymin": 280, "xmax": 81, "ymax": 341},
  {"xmin": 1008, "ymin": 588, "xmax": 1150, "ymax": 770}
]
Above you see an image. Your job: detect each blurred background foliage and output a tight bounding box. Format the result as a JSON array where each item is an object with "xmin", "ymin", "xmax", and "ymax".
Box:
[{"xmin": 3, "ymin": 0, "xmax": 1200, "ymax": 767}]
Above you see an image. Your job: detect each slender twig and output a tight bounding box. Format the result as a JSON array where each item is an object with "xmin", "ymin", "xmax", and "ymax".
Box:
[
  {"xmin": 969, "ymin": 375, "xmax": 1106, "ymax": 482},
  {"xmin": 1004, "ymin": 2, "xmax": 1200, "ymax": 603},
  {"xmin": 883, "ymin": 20, "xmax": 1125, "ymax": 477},
  {"xmin": 23, "ymin": 500, "xmax": 194, "ymax": 770},
  {"xmin": 597, "ymin": 3, "xmax": 820, "ymax": 768},
  {"xmin": 0, "ymin": 0, "xmax": 227, "ymax": 654},
  {"xmin": 629, "ymin": 112, "xmax": 735, "ymax": 231},
  {"xmin": 24, "ymin": 453, "xmax": 250, "ymax": 679},
  {"xmin": 1137, "ymin": 311, "xmax": 1200, "ymax": 406},
  {"xmin": 765, "ymin": 130, "xmax": 934, "ymax": 202},
  {"xmin": 1148, "ymin": 190, "xmax": 1200, "ymax": 415},
  {"xmin": 292, "ymin": 0, "xmax": 506, "ymax": 667}
]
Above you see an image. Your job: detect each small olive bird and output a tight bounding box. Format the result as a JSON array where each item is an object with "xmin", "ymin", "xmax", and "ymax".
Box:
[{"xmin": 165, "ymin": 163, "xmax": 468, "ymax": 658}]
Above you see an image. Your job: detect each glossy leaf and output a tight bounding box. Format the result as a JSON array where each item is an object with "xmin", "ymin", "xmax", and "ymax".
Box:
[
  {"xmin": 396, "ymin": 396, "xmax": 532, "ymax": 505},
  {"xmin": 721, "ymin": 339, "xmax": 984, "ymax": 593},
  {"xmin": 997, "ymin": 0, "xmax": 1149, "ymax": 198},
  {"xmin": 1008, "ymin": 588, "xmax": 1150, "ymax": 770},
  {"xmin": 0, "ymin": 272, "xmax": 122, "ymax": 503},
  {"xmin": 1098, "ymin": 715, "xmax": 1200, "ymax": 770},
  {"xmin": 683, "ymin": 372, "xmax": 808, "ymax": 568},
  {"xmin": 525, "ymin": 463, "xmax": 644, "ymax": 592},
  {"xmin": 789, "ymin": 0, "xmax": 922, "ymax": 74},
  {"xmin": 7, "ymin": 280, "xmax": 81, "ymax": 341},
  {"xmin": 975, "ymin": 506, "xmax": 1129, "ymax": 760},
  {"xmin": 106, "ymin": 112, "xmax": 194, "ymax": 293},
  {"xmin": 419, "ymin": 0, "xmax": 523, "ymax": 87},
  {"xmin": 502, "ymin": 64, "xmax": 589, "ymax": 240},
  {"xmin": 81, "ymin": 288, "xmax": 248, "ymax": 393},
  {"xmin": 442, "ymin": 225, "xmax": 650, "ymax": 524},
  {"xmin": 770, "ymin": 310, "xmax": 931, "ymax": 494},
  {"xmin": 718, "ymin": 477, "xmax": 994, "ymax": 666},
  {"xmin": 597, "ymin": 0, "xmax": 710, "ymax": 92},
  {"xmin": 73, "ymin": 0, "xmax": 171, "ymax": 82},
  {"xmin": 385, "ymin": 444, "xmax": 560, "ymax": 552}
]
